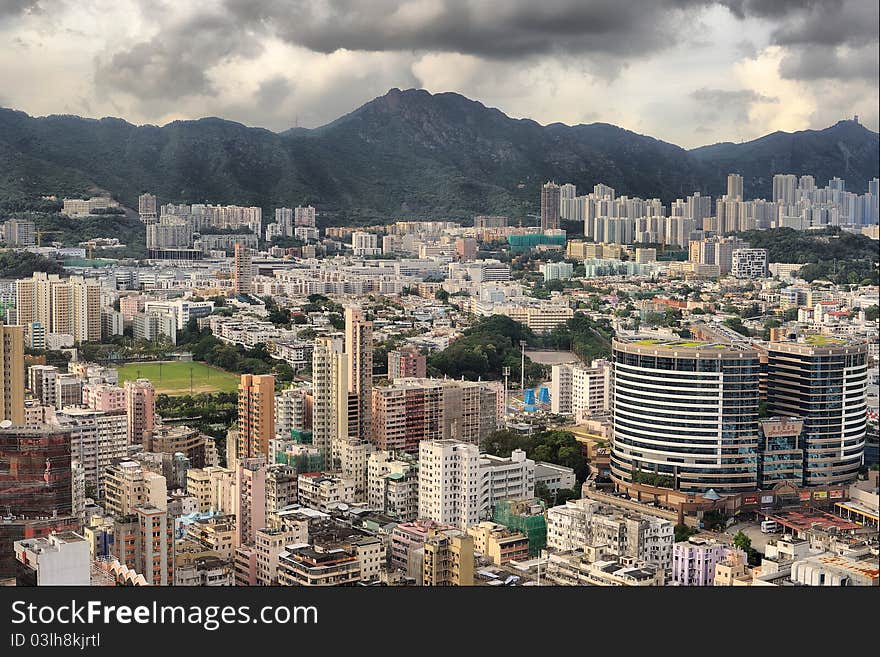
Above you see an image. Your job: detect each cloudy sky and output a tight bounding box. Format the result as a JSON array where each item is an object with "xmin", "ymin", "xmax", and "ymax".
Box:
[{"xmin": 2, "ymin": 0, "xmax": 877, "ymax": 148}]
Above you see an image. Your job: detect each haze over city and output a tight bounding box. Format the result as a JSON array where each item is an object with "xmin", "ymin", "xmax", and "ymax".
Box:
[{"xmin": 2, "ymin": 0, "xmax": 878, "ymax": 147}]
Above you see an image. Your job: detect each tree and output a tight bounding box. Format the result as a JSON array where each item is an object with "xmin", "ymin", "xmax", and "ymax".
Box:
[
  {"xmin": 733, "ymin": 530, "xmax": 752, "ymax": 552},
  {"xmin": 674, "ymin": 524, "xmax": 699, "ymax": 543},
  {"xmin": 435, "ymin": 288, "xmax": 449, "ymax": 302}
]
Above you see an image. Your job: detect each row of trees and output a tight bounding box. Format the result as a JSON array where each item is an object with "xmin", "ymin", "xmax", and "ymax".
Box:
[
  {"xmin": 481, "ymin": 429, "xmax": 588, "ymax": 482},
  {"xmin": 179, "ymin": 320, "xmax": 295, "ymax": 383},
  {"xmin": 427, "ymin": 315, "xmax": 545, "ymax": 384}
]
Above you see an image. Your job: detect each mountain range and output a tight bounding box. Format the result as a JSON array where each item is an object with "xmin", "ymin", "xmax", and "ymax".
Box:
[{"xmin": 0, "ymin": 88, "xmax": 877, "ymax": 224}]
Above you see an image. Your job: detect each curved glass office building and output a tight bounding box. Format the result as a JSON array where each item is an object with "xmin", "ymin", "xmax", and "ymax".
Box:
[
  {"xmin": 766, "ymin": 338, "xmax": 868, "ymax": 486},
  {"xmin": 611, "ymin": 338, "xmax": 760, "ymax": 494}
]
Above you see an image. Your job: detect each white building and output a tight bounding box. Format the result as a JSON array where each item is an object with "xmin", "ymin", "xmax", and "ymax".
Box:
[
  {"xmin": 296, "ymin": 473, "xmax": 357, "ymax": 512},
  {"xmin": 367, "ymin": 451, "xmax": 419, "ymax": 521},
  {"xmin": 550, "ymin": 360, "xmax": 611, "ymax": 418},
  {"xmin": 56, "ymin": 408, "xmax": 129, "ymax": 495},
  {"xmin": 534, "ymin": 462, "xmax": 577, "ymax": 493},
  {"xmin": 14, "ymin": 532, "xmax": 91, "ymax": 585},
  {"xmin": 352, "ymin": 231, "xmax": 381, "ymax": 257},
  {"xmin": 143, "ymin": 299, "xmax": 214, "ymax": 329},
  {"xmin": 418, "ymin": 440, "xmax": 536, "ymax": 530},
  {"xmin": 731, "ymin": 249, "xmax": 769, "ymax": 279}
]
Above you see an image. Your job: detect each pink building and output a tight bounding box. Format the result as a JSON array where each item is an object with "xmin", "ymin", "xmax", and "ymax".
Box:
[
  {"xmin": 672, "ymin": 537, "xmax": 746, "ymax": 586},
  {"xmin": 119, "ymin": 295, "xmax": 147, "ymax": 322},
  {"xmin": 387, "ymin": 347, "xmax": 427, "ymax": 380},
  {"xmin": 125, "ymin": 378, "xmax": 155, "ymax": 446},
  {"xmin": 390, "ymin": 520, "xmax": 456, "ymax": 569},
  {"xmin": 234, "ymin": 458, "xmax": 267, "ymax": 548},
  {"xmin": 83, "ymin": 382, "xmax": 126, "ymax": 412},
  {"xmin": 234, "ymin": 545, "xmax": 258, "ymax": 586},
  {"xmin": 455, "ymin": 238, "xmax": 477, "ymax": 262}
]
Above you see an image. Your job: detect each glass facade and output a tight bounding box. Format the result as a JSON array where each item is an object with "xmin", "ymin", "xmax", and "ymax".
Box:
[{"xmin": 0, "ymin": 426, "xmax": 73, "ymax": 517}]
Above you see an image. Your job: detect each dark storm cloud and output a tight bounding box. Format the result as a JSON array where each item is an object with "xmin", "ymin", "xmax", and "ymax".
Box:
[
  {"xmin": 766, "ymin": 0, "xmax": 878, "ymax": 82},
  {"xmin": 725, "ymin": 0, "xmax": 878, "ymax": 83},
  {"xmin": 255, "ymin": 76, "xmax": 294, "ymax": 107},
  {"xmin": 0, "ymin": 0, "xmax": 50, "ymax": 19},
  {"xmin": 88, "ymin": 0, "xmax": 878, "ymax": 106},
  {"xmin": 779, "ymin": 44, "xmax": 879, "ymax": 82},
  {"xmin": 222, "ymin": 0, "xmax": 716, "ymax": 59},
  {"xmin": 690, "ymin": 87, "xmax": 778, "ymax": 123},
  {"xmin": 720, "ymin": 0, "xmax": 818, "ymax": 20},
  {"xmin": 94, "ymin": 11, "xmax": 263, "ymax": 100}
]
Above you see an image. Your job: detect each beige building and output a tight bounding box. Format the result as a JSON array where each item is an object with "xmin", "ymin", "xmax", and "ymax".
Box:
[
  {"xmin": 186, "ymin": 466, "xmax": 236, "ymax": 513},
  {"xmin": 111, "ymin": 505, "xmax": 173, "ymax": 586},
  {"xmin": 183, "ymin": 514, "xmax": 237, "ymax": 561},
  {"xmin": 255, "ymin": 523, "xmax": 308, "ymax": 585},
  {"xmin": 0, "ymin": 323, "xmax": 24, "ymax": 424},
  {"xmin": 103, "ymin": 458, "xmax": 167, "ymax": 517},
  {"xmin": 423, "ymin": 529, "xmax": 474, "ymax": 586},
  {"xmin": 276, "ymin": 530, "xmax": 385, "ymax": 586},
  {"xmin": 15, "ymin": 273, "xmax": 101, "ymax": 343},
  {"xmin": 367, "ymin": 451, "xmax": 419, "ymax": 521},
  {"xmin": 296, "ymin": 473, "xmax": 356, "ymax": 512},
  {"xmin": 372, "ymin": 378, "xmax": 497, "ymax": 453},
  {"xmin": 467, "ymin": 522, "xmax": 529, "ymax": 566}
]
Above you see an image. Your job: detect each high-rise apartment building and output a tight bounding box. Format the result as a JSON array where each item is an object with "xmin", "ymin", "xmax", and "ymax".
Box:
[
  {"xmin": 345, "ymin": 306, "xmax": 372, "ymax": 443},
  {"xmin": 234, "ymin": 457, "xmax": 268, "ymax": 547},
  {"xmin": 233, "ymin": 243, "xmax": 253, "ymax": 295},
  {"xmin": 0, "ymin": 322, "xmax": 24, "ymax": 424},
  {"xmin": 541, "ymin": 181, "xmax": 561, "ymax": 231},
  {"xmin": 766, "ymin": 339, "xmax": 868, "ymax": 486},
  {"xmin": 387, "ymin": 346, "xmax": 427, "ymax": 380},
  {"xmin": 773, "ymin": 174, "xmax": 799, "ymax": 206},
  {"xmin": 367, "ymin": 451, "xmax": 419, "ymax": 521},
  {"xmin": 294, "ymin": 205, "xmax": 316, "ymax": 227},
  {"xmin": 112, "ymin": 505, "xmax": 173, "ymax": 586},
  {"xmin": 103, "ymin": 458, "xmax": 167, "ymax": 517},
  {"xmin": 422, "ymin": 530, "xmax": 474, "ymax": 586},
  {"xmin": 727, "ymin": 173, "xmax": 744, "ymax": 200},
  {"xmin": 237, "ymin": 374, "xmax": 275, "ymax": 461},
  {"xmin": 473, "ymin": 215, "xmax": 508, "ymax": 230},
  {"xmin": 731, "ymin": 249, "xmax": 769, "ymax": 279},
  {"xmin": 311, "ymin": 336, "xmax": 348, "ymax": 463},
  {"xmin": 372, "ymin": 379, "xmax": 497, "ymax": 453},
  {"xmin": 3, "ymin": 218, "xmax": 36, "ymax": 246},
  {"xmin": 550, "ymin": 360, "xmax": 611, "ymax": 418},
  {"xmin": 138, "ymin": 193, "xmax": 158, "ymax": 222},
  {"xmin": 15, "ymin": 273, "xmax": 101, "ymax": 343},
  {"xmin": 124, "ymin": 378, "xmax": 155, "ymax": 446},
  {"xmin": 54, "ymin": 373, "xmax": 82, "ymax": 410},
  {"xmin": 351, "ymin": 231, "xmax": 381, "ymax": 256},
  {"xmin": 55, "ymin": 407, "xmax": 128, "ymax": 495},
  {"xmin": 28, "ymin": 365, "xmax": 58, "ymax": 408},
  {"xmin": 418, "ymin": 439, "xmax": 534, "ymax": 531},
  {"xmin": 610, "ymin": 339, "xmax": 760, "ymax": 494},
  {"xmin": 274, "ymin": 385, "xmax": 313, "ymax": 442}
]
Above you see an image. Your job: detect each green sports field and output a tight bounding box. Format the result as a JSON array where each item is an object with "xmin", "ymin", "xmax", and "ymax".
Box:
[{"xmin": 116, "ymin": 361, "xmax": 240, "ymax": 395}]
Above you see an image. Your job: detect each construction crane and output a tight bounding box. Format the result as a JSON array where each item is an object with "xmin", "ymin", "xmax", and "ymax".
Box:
[{"xmin": 34, "ymin": 229, "xmax": 61, "ymax": 247}]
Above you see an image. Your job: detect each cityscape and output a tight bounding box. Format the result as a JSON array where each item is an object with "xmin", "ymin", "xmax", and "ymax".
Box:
[
  {"xmin": 0, "ymin": 0, "xmax": 877, "ymax": 596},
  {"xmin": 0, "ymin": 166, "xmax": 877, "ymax": 588}
]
